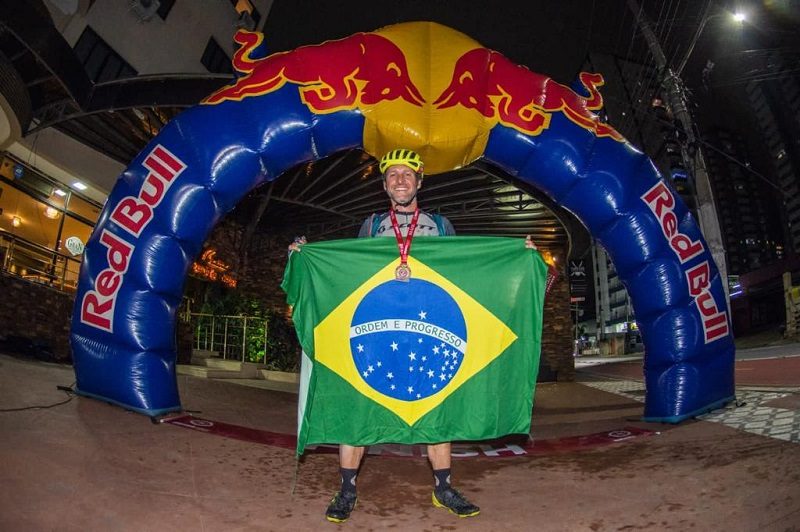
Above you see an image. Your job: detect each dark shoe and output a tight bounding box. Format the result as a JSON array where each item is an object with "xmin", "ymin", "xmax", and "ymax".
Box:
[
  {"xmin": 325, "ymin": 491, "xmax": 358, "ymax": 523},
  {"xmin": 432, "ymin": 487, "xmax": 480, "ymax": 517}
]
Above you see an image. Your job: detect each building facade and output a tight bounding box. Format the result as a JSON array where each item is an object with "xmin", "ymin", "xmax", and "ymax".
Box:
[
  {"xmin": 702, "ymin": 127, "xmax": 783, "ymax": 275},
  {"xmin": 744, "ymin": 50, "xmax": 800, "ymax": 258},
  {"xmin": 1, "ymin": 0, "xmax": 272, "ymax": 287}
]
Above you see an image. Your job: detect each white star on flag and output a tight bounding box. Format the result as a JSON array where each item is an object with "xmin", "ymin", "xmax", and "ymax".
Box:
[
  {"xmin": 407, "ymin": 386, "xmax": 414, "ymax": 393},
  {"xmin": 387, "ymin": 372, "xmax": 394, "ymax": 379},
  {"xmin": 362, "ymin": 370, "xmax": 368, "ymax": 377},
  {"xmin": 427, "ymin": 370, "xmax": 434, "ymax": 378},
  {"xmin": 409, "ymin": 352, "xmax": 416, "ymax": 361},
  {"xmin": 357, "ymin": 344, "xmax": 364, "ymax": 353},
  {"xmin": 418, "ymin": 310, "xmax": 427, "ymax": 320},
  {"xmin": 391, "ymin": 342, "xmax": 398, "ymax": 351}
]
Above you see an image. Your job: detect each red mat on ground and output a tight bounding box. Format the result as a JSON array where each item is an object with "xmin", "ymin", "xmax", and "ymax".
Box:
[{"xmin": 161, "ymin": 414, "xmax": 656, "ymax": 457}]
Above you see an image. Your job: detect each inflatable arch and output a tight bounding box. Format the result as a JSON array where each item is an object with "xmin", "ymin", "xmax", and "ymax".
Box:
[{"xmin": 70, "ymin": 22, "xmax": 734, "ymax": 423}]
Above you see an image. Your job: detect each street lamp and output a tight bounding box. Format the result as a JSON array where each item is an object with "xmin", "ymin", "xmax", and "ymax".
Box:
[{"xmin": 676, "ymin": 9, "xmax": 747, "ymax": 76}]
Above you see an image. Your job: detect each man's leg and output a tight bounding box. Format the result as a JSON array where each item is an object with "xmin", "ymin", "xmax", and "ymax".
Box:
[
  {"xmin": 340, "ymin": 444, "xmax": 365, "ymax": 469},
  {"xmin": 428, "ymin": 443, "xmax": 480, "ymax": 518},
  {"xmin": 325, "ymin": 444, "xmax": 363, "ymax": 523}
]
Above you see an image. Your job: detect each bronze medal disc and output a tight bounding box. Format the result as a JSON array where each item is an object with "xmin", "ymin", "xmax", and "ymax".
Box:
[{"xmin": 395, "ymin": 263, "xmax": 411, "ymax": 282}]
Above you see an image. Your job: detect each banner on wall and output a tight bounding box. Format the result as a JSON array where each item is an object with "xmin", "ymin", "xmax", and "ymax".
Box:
[{"xmin": 282, "ymin": 237, "xmax": 547, "ymax": 455}]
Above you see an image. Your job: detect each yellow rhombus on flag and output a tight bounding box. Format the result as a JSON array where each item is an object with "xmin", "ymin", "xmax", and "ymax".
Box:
[{"xmin": 315, "ymin": 255, "xmax": 518, "ymax": 425}]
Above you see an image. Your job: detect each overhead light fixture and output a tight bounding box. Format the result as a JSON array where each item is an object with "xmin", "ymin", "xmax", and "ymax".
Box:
[
  {"xmin": 53, "ymin": 188, "xmax": 67, "ymax": 197},
  {"xmin": 12, "ymin": 216, "xmax": 21, "ymax": 227},
  {"xmin": 72, "ymin": 181, "xmax": 88, "ymax": 191},
  {"xmin": 733, "ymin": 12, "xmax": 746, "ymax": 23},
  {"xmin": 43, "ymin": 206, "xmax": 61, "ymax": 219}
]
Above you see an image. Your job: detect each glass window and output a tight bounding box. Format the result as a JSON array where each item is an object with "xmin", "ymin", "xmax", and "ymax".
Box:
[
  {"xmin": 59, "ymin": 215, "xmax": 92, "ymax": 288},
  {"xmin": 74, "ymin": 26, "xmax": 138, "ymax": 83},
  {"xmin": 97, "ymin": 54, "xmax": 122, "ymax": 83},
  {"xmin": 157, "ymin": 0, "xmax": 176, "ymax": 19},
  {"xmin": 0, "ymin": 183, "xmax": 60, "ymax": 249},
  {"xmin": 201, "ymin": 37, "xmax": 233, "ymax": 74},
  {"xmin": 67, "ymin": 194, "xmax": 101, "ymax": 224},
  {"xmin": 0, "ymin": 160, "xmax": 102, "ymax": 291},
  {"xmin": 0, "ymin": 156, "xmax": 55, "ymax": 200},
  {"xmin": 60, "ymin": 215, "xmax": 93, "ymax": 255},
  {"xmin": 48, "ymin": 189, "xmax": 67, "ymax": 210}
]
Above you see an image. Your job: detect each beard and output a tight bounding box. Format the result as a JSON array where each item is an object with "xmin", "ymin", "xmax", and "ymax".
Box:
[{"xmin": 389, "ymin": 191, "xmax": 417, "ymax": 207}]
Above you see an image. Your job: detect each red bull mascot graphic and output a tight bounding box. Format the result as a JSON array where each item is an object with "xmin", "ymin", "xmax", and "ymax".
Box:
[{"xmin": 70, "ymin": 22, "xmax": 733, "ymax": 428}]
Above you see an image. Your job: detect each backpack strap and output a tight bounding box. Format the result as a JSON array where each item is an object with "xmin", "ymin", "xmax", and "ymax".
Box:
[
  {"xmin": 431, "ymin": 213, "xmax": 446, "ymax": 236},
  {"xmin": 370, "ymin": 212, "xmax": 389, "ymax": 237}
]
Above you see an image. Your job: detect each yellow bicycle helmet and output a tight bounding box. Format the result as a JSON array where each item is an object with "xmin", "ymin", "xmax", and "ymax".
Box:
[{"xmin": 379, "ymin": 149, "xmax": 424, "ymax": 175}]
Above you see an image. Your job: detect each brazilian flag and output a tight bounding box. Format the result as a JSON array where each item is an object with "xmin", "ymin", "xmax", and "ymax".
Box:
[{"xmin": 282, "ymin": 236, "xmax": 547, "ymax": 455}]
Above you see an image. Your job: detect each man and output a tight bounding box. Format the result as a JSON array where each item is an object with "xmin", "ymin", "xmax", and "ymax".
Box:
[{"xmin": 290, "ymin": 148, "xmax": 535, "ymax": 523}]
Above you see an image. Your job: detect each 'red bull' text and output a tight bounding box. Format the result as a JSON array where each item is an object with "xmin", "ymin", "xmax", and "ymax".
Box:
[
  {"xmin": 80, "ymin": 145, "xmax": 187, "ymax": 332},
  {"xmin": 641, "ymin": 182, "xmax": 729, "ymax": 343}
]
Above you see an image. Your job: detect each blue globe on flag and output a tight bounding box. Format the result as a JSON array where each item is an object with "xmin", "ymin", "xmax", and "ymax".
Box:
[{"xmin": 349, "ymin": 278, "xmax": 467, "ymax": 402}]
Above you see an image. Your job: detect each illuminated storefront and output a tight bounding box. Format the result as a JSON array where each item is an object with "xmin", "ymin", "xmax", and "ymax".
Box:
[{"xmin": 0, "ymin": 154, "xmax": 102, "ymax": 291}]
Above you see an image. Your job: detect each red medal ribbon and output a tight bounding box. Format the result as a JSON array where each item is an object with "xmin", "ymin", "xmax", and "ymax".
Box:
[{"xmin": 389, "ymin": 208, "xmax": 420, "ymax": 267}]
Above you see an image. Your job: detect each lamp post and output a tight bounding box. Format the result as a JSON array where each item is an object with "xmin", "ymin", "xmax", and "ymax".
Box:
[{"xmin": 626, "ymin": 0, "xmax": 743, "ymax": 302}]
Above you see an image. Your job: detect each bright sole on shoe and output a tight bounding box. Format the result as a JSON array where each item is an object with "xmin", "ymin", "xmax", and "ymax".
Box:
[
  {"xmin": 325, "ymin": 498, "xmax": 357, "ymax": 523},
  {"xmin": 431, "ymin": 493, "xmax": 480, "ymax": 518}
]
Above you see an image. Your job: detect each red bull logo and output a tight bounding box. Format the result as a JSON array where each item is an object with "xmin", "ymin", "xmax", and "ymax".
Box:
[
  {"xmin": 434, "ymin": 48, "xmax": 623, "ymax": 141},
  {"xmin": 202, "ymin": 24, "xmax": 624, "ymax": 172},
  {"xmin": 203, "ymin": 30, "xmax": 424, "ymax": 113}
]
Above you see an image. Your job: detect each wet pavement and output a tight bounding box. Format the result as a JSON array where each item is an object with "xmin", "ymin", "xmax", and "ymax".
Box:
[{"xmin": 1, "ymin": 350, "xmax": 799, "ymax": 531}]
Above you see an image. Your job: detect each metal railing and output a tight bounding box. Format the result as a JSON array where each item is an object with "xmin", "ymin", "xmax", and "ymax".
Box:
[
  {"xmin": 189, "ymin": 312, "xmax": 268, "ymax": 363},
  {"xmin": 0, "ymin": 231, "xmax": 82, "ymax": 292}
]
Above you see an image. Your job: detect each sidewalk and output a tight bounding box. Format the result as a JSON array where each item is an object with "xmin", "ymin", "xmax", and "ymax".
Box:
[
  {"xmin": 1, "ymin": 352, "xmax": 799, "ymax": 530},
  {"xmin": 575, "ymin": 342, "xmax": 800, "ymax": 389}
]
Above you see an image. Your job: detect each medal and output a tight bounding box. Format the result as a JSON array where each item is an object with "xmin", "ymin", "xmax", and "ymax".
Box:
[
  {"xmin": 395, "ymin": 263, "xmax": 411, "ymax": 281},
  {"xmin": 389, "ymin": 208, "xmax": 420, "ymax": 282}
]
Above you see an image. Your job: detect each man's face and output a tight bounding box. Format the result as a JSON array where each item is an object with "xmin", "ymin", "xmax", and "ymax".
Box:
[{"xmin": 383, "ymin": 164, "xmax": 422, "ymax": 207}]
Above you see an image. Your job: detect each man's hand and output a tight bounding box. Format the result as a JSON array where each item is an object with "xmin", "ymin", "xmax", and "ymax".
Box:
[
  {"xmin": 525, "ymin": 235, "xmax": 537, "ymax": 250},
  {"xmin": 288, "ymin": 236, "xmax": 307, "ymax": 253}
]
